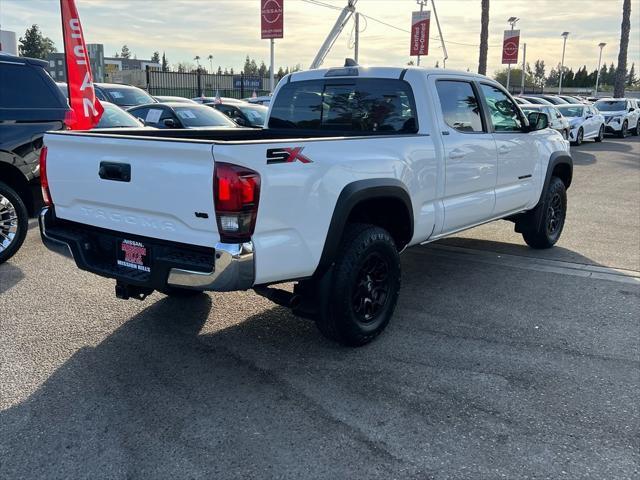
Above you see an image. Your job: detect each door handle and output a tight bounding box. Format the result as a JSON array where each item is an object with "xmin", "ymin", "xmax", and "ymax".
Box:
[
  {"xmin": 99, "ymin": 162, "xmax": 131, "ymax": 182},
  {"xmin": 449, "ymin": 148, "xmax": 465, "ymax": 160},
  {"xmin": 498, "ymin": 145, "xmax": 511, "ymax": 155}
]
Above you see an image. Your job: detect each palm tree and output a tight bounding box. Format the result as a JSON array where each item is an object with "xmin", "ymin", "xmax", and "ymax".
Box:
[
  {"xmin": 478, "ymin": 0, "xmax": 490, "ymax": 75},
  {"xmin": 207, "ymin": 54, "xmax": 214, "ymax": 74},
  {"xmin": 613, "ymin": 0, "xmax": 631, "ymax": 97}
]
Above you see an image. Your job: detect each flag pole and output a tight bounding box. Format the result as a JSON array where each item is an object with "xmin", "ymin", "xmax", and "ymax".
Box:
[{"xmin": 59, "ymin": 0, "xmax": 71, "ymax": 102}]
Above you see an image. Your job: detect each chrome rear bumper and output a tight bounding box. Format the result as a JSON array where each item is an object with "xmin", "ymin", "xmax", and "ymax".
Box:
[{"xmin": 39, "ymin": 207, "xmax": 254, "ymax": 292}]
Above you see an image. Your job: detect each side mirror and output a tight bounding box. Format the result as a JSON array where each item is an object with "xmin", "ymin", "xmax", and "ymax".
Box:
[
  {"xmin": 234, "ymin": 117, "xmax": 247, "ymax": 126},
  {"xmin": 586, "ymin": 113, "xmax": 593, "ymax": 119},
  {"xmin": 136, "ymin": 117, "xmax": 145, "ymax": 124},
  {"xmin": 629, "ymin": 107, "xmax": 635, "ymax": 112},
  {"xmin": 527, "ymin": 111, "xmax": 549, "ymax": 131},
  {"xmin": 163, "ymin": 118, "xmax": 176, "ymax": 128}
]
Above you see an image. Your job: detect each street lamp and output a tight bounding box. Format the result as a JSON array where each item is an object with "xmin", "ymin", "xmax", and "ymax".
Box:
[
  {"xmin": 594, "ymin": 42, "xmax": 606, "ymax": 95},
  {"xmin": 558, "ymin": 32, "xmax": 569, "ymax": 94},
  {"xmin": 505, "ymin": 16, "xmax": 519, "ymax": 92}
]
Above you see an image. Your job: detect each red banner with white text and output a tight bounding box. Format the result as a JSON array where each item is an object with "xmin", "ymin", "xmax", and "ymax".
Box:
[
  {"xmin": 60, "ymin": 0, "xmax": 103, "ymax": 129},
  {"xmin": 502, "ymin": 29, "xmax": 520, "ymax": 64},
  {"xmin": 261, "ymin": 0, "xmax": 284, "ymax": 39},
  {"xmin": 410, "ymin": 10, "xmax": 430, "ymax": 56}
]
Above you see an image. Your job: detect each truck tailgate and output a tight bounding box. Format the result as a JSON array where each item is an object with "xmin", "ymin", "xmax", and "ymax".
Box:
[{"xmin": 44, "ymin": 133, "xmax": 219, "ymax": 247}]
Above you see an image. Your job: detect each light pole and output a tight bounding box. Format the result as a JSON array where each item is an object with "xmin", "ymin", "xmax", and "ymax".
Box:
[
  {"xmin": 558, "ymin": 31, "xmax": 569, "ymax": 94},
  {"xmin": 594, "ymin": 42, "xmax": 606, "ymax": 95},
  {"xmin": 416, "ymin": 0, "xmax": 427, "ymax": 66},
  {"xmin": 506, "ymin": 16, "xmax": 519, "ymax": 92}
]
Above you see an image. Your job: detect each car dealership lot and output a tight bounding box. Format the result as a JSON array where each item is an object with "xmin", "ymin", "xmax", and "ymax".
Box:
[{"xmin": 1, "ymin": 138, "xmax": 639, "ymax": 479}]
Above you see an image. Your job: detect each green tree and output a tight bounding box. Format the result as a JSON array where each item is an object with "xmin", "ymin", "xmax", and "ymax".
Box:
[
  {"xmin": 494, "ymin": 67, "xmax": 534, "ymax": 88},
  {"xmin": 258, "ymin": 61, "xmax": 268, "ymax": 77},
  {"xmin": 477, "ymin": 0, "xmax": 490, "ymax": 75},
  {"xmin": 534, "ymin": 59, "xmax": 546, "ymax": 88},
  {"xmin": 606, "ymin": 63, "xmax": 616, "ymax": 85},
  {"xmin": 217, "ymin": 66, "xmax": 223, "ymax": 75},
  {"xmin": 18, "ymin": 24, "xmax": 56, "ymax": 59},
  {"xmin": 151, "ymin": 51, "xmax": 160, "ymax": 63},
  {"xmin": 614, "ymin": 0, "xmax": 631, "ymax": 97},
  {"xmin": 120, "ymin": 45, "xmax": 131, "ymax": 59},
  {"xmin": 161, "ymin": 52, "xmax": 169, "ymax": 71},
  {"xmin": 626, "ymin": 62, "xmax": 636, "ymax": 86}
]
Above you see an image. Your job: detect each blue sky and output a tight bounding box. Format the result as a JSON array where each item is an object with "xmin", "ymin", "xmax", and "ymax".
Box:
[{"xmin": 1, "ymin": 0, "xmax": 638, "ymax": 75}]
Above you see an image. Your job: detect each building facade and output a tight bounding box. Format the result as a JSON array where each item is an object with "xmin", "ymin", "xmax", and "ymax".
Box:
[{"xmin": 46, "ymin": 43, "xmax": 160, "ymax": 83}]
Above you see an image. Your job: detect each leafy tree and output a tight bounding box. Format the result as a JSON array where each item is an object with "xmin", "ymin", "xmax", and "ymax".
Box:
[
  {"xmin": 494, "ymin": 67, "xmax": 534, "ymax": 89},
  {"xmin": 223, "ymin": 68, "xmax": 229, "ymax": 75},
  {"xmin": 120, "ymin": 45, "xmax": 131, "ymax": 59},
  {"xmin": 161, "ymin": 52, "xmax": 169, "ymax": 71},
  {"xmin": 434, "ymin": 60, "xmax": 440, "ymax": 68},
  {"xmin": 151, "ymin": 51, "xmax": 160, "ymax": 63},
  {"xmin": 614, "ymin": 0, "xmax": 631, "ymax": 97},
  {"xmin": 626, "ymin": 62, "xmax": 636, "ymax": 86},
  {"xmin": 534, "ymin": 59, "xmax": 546, "ymax": 88},
  {"xmin": 217, "ymin": 66, "xmax": 223, "ymax": 75},
  {"xmin": 18, "ymin": 24, "xmax": 56, "ymax": 59},
  {"xmin": 258, "ymin": 61, "xmax": 268, "ymax": 77},
  {"xmin": 230, "ymin": 67, "xmax": 235, "ymax": 75},
  {"xmin": 606, "ymin": 63, "xmax": 616, "ymax": 85},
  {"xmin": 276, "ymin": 66, "xmax": 285, "ymax": 77},
  {"xmin": 478, "ymin": 0, "xmax": 489, "ymax": 75}
]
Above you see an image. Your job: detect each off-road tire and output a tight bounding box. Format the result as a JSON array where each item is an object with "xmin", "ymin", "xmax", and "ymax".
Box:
[
  {"xmin": 521, "ymin": 177, "xmax": 567, "ymax": 249},
  {"xmin": 315, "ymin": 223, "xmax": 401, "ymax": 347},
  {"xmin": 0, "ymin": 181, "xmax": 29, "ymax": 265}
]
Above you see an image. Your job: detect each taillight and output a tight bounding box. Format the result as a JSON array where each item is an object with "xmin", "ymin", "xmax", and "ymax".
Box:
[
  {"xmin": 214, "ymin": 162, "xmax": 260, "ymax": 242},
  {"xmin": 63, "ymin": 110, "xmax": 76, "ymax": 130},
  {"xmin": 39, "ymin": 146, "xmax": 53, "ymax": 206}
]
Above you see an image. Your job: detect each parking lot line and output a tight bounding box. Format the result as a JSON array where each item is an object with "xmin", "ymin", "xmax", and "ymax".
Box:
[{"xmin": 418, "ymin": 243, "xmax": 640, "ymax": 285}]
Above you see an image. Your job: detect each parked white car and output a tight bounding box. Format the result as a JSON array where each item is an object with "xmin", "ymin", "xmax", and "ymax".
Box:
[
  {"xmin": 39, "ymin": 66, "xmax": 572, "ymax": 346},
  {"xmin": 557, "ymin": 104, "xmax": 605, "ymax": 145},
  {"xmin": 520, "ymin": 104, "xmax": 571, "ymax": 140},
  {"xmin": 594, "ymin": 98, "xmax": 640, "ymax": 137}
]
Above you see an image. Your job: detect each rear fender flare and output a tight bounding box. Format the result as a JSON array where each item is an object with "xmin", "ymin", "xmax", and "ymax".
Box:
[{"xmin": 313, "ymin": 178, "xmax": 413, "ymax": 278}]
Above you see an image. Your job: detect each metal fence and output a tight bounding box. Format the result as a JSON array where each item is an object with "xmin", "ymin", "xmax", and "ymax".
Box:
[{"xmin": 146, "ymin": 70, "xmax": 278, "ymax": 99}]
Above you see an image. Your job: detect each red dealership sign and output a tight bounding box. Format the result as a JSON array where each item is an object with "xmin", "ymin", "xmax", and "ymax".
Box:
[
  {"xmin": 410, "ymin": 10, "xmax": 430, "ymax": 56},
  {"xmin": 261, "ymin": 0, "xmax": 283, "ymax": 39},
  {"xmin": 60, "ymin": 0, "xmax": 103, "ymax": 129},
  {"xmin": 502, "ymin": 29, "xmax": 520, "ymax": 64}
]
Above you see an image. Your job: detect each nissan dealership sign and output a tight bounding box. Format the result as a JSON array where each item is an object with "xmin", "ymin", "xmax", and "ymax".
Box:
[{"xmin": 261, "ymin": 0, "xmax": 284, "ymax": 39}]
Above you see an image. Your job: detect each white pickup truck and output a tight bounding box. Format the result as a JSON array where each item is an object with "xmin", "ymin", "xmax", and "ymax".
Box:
[{"xmin": 40, "ymin": 65, "xmax": 572, "ymax": 346}]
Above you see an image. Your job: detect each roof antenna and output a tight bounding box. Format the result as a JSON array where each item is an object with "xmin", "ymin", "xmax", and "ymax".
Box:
[{"xmin": 344, "ymin": 58, "xmax": 358, "ymax": 67}]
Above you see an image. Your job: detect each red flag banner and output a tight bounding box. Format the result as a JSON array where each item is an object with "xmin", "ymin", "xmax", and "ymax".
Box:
[
  {"xmin": 60, "ymin": 0, "xmax": 103, "ymax": 129},
  {"xmin": 261, "ymin": 0, "xmax": 284, "ymax": 39},
  {"xmin": 410, "ymin": 11, "xmax": 430, "ymax": 56},
  {"xmin": 502, "ymin": 29, "xmax": 520, "ymax": 64}
]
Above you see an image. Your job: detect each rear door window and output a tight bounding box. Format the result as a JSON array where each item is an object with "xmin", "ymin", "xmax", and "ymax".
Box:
[
  {"xmin": 0, "ymin": 63, "xmax": 62, "ymax": 109},
  {"xmin": 268, "ymin": 78, "xmax": 418, "ymax": 134},
  {"xmin": 435, "ymin": 80, "xmax": 484, "ymax": 133}
]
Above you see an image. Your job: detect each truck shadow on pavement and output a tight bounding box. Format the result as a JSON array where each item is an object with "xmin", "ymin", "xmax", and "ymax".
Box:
[
  {"xmin": 0, "ymin": 262, "xmax": 24, "ymax": 295},
  {"xmin": 1, "ymin": 246, "xmax": 638, "ymax": 479}
]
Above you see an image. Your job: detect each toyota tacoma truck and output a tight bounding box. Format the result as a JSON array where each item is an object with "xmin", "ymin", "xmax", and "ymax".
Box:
[{"xmin": 39, "ymin": 65, "xmax": 572, "ymax": 346}]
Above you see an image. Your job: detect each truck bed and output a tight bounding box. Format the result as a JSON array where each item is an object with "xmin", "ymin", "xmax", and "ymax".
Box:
[{"xmin": 54, "ymin": 127, "xmax": 401, "ymax": 143}]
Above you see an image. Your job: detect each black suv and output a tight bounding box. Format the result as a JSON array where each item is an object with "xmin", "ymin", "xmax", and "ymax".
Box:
[{"xmin": 0, "ymin": 54, "xmax": 69, "ymax": 263}]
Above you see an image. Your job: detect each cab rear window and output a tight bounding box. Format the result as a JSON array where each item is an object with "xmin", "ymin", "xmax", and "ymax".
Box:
[{"xmin": 268, "ymin": 78, "xmax": 418, "ymax": 134}]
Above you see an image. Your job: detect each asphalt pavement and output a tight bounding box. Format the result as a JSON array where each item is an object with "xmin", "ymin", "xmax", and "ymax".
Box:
[{"xmin": 1, "ymin": 136, "xmax": 638, "ymax": 480}]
